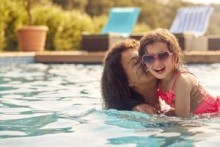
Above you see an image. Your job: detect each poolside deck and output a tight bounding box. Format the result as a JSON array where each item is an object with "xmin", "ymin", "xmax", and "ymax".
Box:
[
  {"xmin": 35, "ymin": 51, "xmax": 105, "ymax": 64},
  {"xmin": 35, "ymin": 50, "xmax": 220, "ymax": 64},
  {"xmin": 183, "ymin": 51, "xmax": 220, "ymax": 63},
  {"xmin": 1, "ymin": 51, "xmax": 220, "ymax": 65}
]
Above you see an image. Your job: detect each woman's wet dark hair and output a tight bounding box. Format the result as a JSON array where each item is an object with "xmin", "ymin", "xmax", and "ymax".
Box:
[{"xmin": 101, "ymin": 39, "xmax": 146, "ymax": 110}]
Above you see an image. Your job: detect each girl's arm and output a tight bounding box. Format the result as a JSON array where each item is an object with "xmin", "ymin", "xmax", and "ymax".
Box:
[
  {"xmin": 173, "ymin": 74, "xmax": 193, "ymax": 117},
  {"xmin": 165, "ymin": 86, "xmax": 203, "ymax": 117}
]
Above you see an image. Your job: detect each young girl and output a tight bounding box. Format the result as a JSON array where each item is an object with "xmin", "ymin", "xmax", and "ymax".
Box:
[{"xmin": 138, "ymin": 28, "xmax": 220, "ymax": 117}]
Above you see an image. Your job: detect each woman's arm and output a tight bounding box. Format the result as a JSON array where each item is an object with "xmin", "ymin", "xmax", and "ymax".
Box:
[
  {"xmin": 163, "ymin": 108, "xmax": 176, "ymax": 116},
  {"xmin": 133, "ymin": 103, "xmax": 158, "ymax": 114}
]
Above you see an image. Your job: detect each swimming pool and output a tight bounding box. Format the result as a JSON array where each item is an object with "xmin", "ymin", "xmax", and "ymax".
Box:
[{"xmin": 0, "ymin": 63, "xmax": 220, "ymax": 147}]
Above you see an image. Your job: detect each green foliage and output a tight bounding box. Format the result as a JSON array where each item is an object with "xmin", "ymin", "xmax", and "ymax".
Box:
[
  {"xmin": 0, "ymin": 0, "xmax": 97, "ymax": 51},
  {"xmin": 32, "ymin": 6, "xmax": 64, "ymax": 50},
  {"xmin": 0, "ymin": 0, "xmax": 26, "ymax": 51},
  {"xmin": 54, "ymin": 10, "xmax": 94, "ymax": 50},
  {"xmin": 208, "ymin": 5, "xmax": 220, "ymax": 35},
  {"xmin": 0, "ymin": 12, "xmax": 6, "ymax": 50},
  {"xmin": 52, "ymin": 0, "xmax": 87, "ymax": 11},
  {"xmin": 51, "ymin": 0, "xmax": 185, "ymax": 29},
  {"xmin": 85, "ymin": 0, "xmax": 113, "ymax": 16},
  {"xmin": 133, "ymin": 23, "xmax": 151, "ymax": 34},
  {"xmin": 32, "ymin": 5, "xmax": 98, "ymax": 51},
  {"xmin": 1, "ymin": 0, "xmax": 220, "ymax": 51},
  {"xmin": 91, "ymin": 15, "xmax": 108, "ymax": 33}
]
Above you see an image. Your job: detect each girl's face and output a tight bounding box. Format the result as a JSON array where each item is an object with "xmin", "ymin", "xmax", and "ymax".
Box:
[{"xmin": 142, "ymin": 42, "xmax": 174, "ymax": 80}]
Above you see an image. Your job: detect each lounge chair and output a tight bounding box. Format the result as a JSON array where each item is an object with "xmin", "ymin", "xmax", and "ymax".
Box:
[
  {"xmin": 81, "ymin": 7, "xmax": 140, "ymax": 52},
  {"xmin": 169, "ymin": 6, "xmax": 214, "ymax": 50}
]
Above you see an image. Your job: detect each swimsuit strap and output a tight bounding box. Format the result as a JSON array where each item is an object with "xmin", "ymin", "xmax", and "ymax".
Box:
[{"xmin": 170, "ymin": 70, "xmax": 194, "ymax": 90}]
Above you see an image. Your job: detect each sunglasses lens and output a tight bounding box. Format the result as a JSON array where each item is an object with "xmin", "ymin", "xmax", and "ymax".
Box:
[
  {"xmin": 142, "ymin": 51, "xmax": 171, "ymax": 65},
  {"xmin": 143, "ymin": 56, "xmax": 154, "ymax": 64},
  {"xmin": 158, "ymin": 52, "xmax": 170, "ymax": 61}
]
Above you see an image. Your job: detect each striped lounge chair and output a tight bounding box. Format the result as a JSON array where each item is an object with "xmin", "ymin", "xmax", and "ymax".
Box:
[
  {"xmin": 170, "ymin": 6, "xmax": 213, "ymax": 37},
  {"xmin": 169, "ymin": 6, "xmax": 214, "ymax": 50}
]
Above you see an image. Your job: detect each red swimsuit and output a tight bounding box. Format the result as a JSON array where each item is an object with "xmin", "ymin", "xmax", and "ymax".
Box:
[{"xmin": 158, "ymin": 71, "xmax": 220, "ymax": 115}]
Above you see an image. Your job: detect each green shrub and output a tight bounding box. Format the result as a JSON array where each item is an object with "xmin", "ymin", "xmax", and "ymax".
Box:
[
  {"xmin": 0, "ymin": 0, "xmax": 25, "ymax": 51},
  {"xmin": 33, "ymin": 7, "xmax": 99, "ymax": 51},
  {"xmin": 0, "ymin": 1, "xmax": 111, "ymax": 51},
  {"xmin": 54, "ymin": 10, "xmax": 94, "ymax": 50},
  {"xmin": 133, "ymin": 22, "xmax": 151, "ymax": 34},
  {"xmin": 0, "ymin": 18, "xmax": 6, "ymax": 51},
  {"xmin": 32, "ymin": 6, "xmax": 64, "ymax": 50},
  {"xmin": 91, "ymin": 15, "xmax": 107, "ymax": 33}
]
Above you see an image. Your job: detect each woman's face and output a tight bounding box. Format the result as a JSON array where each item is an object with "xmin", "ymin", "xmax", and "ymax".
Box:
[{"xmin": 121, "ymin": 49, "xmax": 156, "ymax": 88}]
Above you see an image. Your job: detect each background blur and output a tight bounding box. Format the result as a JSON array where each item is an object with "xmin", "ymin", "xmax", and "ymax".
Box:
[{"xmin": 1, "ymin": 0, "xmax": 220, "ymax": 51}]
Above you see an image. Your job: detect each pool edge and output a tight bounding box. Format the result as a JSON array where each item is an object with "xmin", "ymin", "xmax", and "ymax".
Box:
[{"xmin": 1, "ymin": 51, "xmax": 220, "ymax": 65}]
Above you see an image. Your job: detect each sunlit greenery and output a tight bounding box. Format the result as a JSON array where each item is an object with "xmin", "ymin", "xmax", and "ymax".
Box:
[{"xmin": 0, "ymin": 0, "xmax": 220, "ymax": 51}]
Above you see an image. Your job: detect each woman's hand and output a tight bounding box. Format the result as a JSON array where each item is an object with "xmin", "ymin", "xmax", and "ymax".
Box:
[
  {"xmin": 133, "ymin": 103, "xmax": 158, "ymax": 114},
  {"xmin": 164, "ymin": 108, "xmax": 176, "ymax": 116}
]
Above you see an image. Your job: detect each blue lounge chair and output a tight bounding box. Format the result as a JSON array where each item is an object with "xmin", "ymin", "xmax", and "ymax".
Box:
[
  {"xmin": 170, "ymin": 6, "xmax": 214, "ymax": 37},
  {"xmin": 101, "ymin": 7, "xmax": 141, "ymax": 37},
  {"xmin": 81, "ymin": 7, "xmax": 141, "ymax": 51}
]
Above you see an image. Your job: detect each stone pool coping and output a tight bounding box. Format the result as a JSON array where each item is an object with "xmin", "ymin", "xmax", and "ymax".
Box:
[{"xmin": 0, "ymin": 51, "xmax": 220, "ymax": 65}]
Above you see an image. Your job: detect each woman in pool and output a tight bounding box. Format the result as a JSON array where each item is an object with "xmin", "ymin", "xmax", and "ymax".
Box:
[
  {"xmin": 101, "ymin": 39, "xmax": 200, "ymax": 115},
  {"xmin": 138, "ymin": 28, "xmax": 220, "ymax": 117},
  {"xmin": 101, "ymin": 39, "xmax": 160, "ymax": 114}
]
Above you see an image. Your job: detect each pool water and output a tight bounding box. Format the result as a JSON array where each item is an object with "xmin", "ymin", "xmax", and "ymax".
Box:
[{"xmin": 0, "ymin": 63, "xmax": 220, "ymax": 147}]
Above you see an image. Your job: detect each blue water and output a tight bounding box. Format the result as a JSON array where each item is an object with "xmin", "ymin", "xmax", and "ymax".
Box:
[{"xmin": 0, "ymin": 63, "xmax": 220, "ymax": 147}]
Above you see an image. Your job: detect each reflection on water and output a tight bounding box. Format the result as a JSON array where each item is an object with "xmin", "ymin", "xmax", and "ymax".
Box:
[{"xmin": 0, "ymin": 63, "xmax": 220, "ymax": 147}]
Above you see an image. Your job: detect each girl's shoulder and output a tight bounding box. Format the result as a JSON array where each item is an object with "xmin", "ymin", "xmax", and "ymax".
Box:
[{"xmin": 174, "ymin": 70, "xmax": 198, "ymax": 88}]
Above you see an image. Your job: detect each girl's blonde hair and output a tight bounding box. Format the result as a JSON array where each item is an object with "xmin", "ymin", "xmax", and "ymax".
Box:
[{"xmin": 138, "ymin": 28, "xmax": 184, "ymax": 70}]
